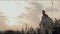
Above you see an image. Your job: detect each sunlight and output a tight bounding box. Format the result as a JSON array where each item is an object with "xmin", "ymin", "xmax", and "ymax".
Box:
[
  {"xmin": 7, "ymin": 18, "xmax": 17, "ymax": 26},
  {"xmin": 0, "ymin": 1, "xmax": 28, "ymax": 26}
]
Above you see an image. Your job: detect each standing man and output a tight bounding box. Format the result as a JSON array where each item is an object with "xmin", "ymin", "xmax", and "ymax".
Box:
[{"xmin": 40, "ymin": 10, "xmax": 53, "ymax": 34}]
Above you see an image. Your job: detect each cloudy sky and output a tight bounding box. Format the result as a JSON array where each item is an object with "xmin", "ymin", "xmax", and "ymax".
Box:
[{"xmin": 0, "ymin": 1, "xmax": 60, "ymax": 31}]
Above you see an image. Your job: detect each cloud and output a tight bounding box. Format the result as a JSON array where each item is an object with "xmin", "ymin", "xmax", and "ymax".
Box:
[{"xmin": 18, "ymin": 1, "xmax": 43, "ymax": 23}]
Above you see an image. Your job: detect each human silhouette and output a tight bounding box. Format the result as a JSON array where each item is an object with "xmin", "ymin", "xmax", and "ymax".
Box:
[{"xmin": 40, "ymin": 10, "xmax": 53, "ymax": 34}]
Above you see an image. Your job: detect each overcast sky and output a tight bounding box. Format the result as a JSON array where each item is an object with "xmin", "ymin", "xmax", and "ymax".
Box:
[{"xmin": 0, "ymin": 1, "xmax": 60, "ymax": 31}]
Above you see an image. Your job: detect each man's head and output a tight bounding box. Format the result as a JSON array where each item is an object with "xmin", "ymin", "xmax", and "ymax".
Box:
[
  {"xmin": 42, "ymin": 10, "xmax": 45, "ymax": 14},
  {"xmin": 42, "ymin": 10, "xmax": 48, "ymax": 17}
]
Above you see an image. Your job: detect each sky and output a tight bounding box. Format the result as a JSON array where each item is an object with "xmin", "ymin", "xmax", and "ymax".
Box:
[{"xmin": 0, "ymin": 1, "xmax": 60, "ymax": 31}]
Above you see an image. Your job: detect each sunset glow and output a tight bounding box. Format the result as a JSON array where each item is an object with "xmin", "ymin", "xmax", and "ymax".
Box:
[
  {"xmin": 0, "ymin": 1, "xmax": 60, "ymax": 31},
  {"xmin": 0, "ymin": 1, "xmax": 27, "ymax": 26}
]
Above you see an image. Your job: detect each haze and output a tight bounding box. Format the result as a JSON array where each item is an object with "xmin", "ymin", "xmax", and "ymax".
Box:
[{"xmin": 0, "ymin": 1, "xmax": 60, "ymax": 31}]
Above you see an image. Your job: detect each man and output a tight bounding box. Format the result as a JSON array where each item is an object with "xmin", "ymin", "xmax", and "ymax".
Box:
[{"xmin": 40, "ymin": 10, "xmax": 53, "ymax": 34}]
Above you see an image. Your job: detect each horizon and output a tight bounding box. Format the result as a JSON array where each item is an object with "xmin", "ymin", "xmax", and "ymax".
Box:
[{"xmin": 0, "ymin": 1, "xmax": 60, "ymax": 31}]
